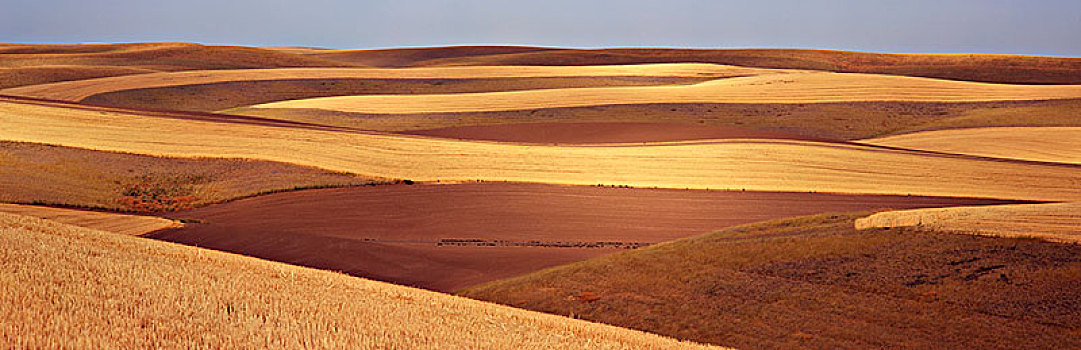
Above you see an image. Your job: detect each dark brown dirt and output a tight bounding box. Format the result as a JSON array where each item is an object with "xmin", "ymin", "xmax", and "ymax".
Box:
[
  {"xmin": 399, "ymin": 122, "xmax": 832, "ymax": 144},
  {"xmin": 149, "ymin": 183, "xmax": 1021, "ymax": 292},
  {"xmin": 460, "ymin": 213, "xmax": 1081, "ymax": 350},
  {"xmin": 79, "ymin": 76, "xmax": 715, "ymax": 112}
]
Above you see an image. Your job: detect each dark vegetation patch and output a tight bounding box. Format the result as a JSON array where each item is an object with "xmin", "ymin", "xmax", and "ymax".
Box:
[
  {"xmin": 0, "ymin": 141, "xmax": 380, "ymax": 213},
  {"xmin": 460, "ymin": 213, "xmax": 1081, "ymax": 349}
]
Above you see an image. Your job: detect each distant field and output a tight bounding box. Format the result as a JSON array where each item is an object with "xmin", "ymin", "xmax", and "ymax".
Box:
[
  {"xmin": 0, "ymin": 141, "xmax": 378, "ymax": 212},
  {"xmin": 149, "ymin": 183, "xmax": 1013, "ymax": 291},
  {"xmin": 250, "ymin": 72, "xmax": 1081, "ymax": 114},
  {"xmin": 0, "ymin": 65, "xmax": 155, "ymax": 89},
  {"xmin": 1, "ymin": 64, "xmax": 783, "ymax": 102},
  {"xmin": 0, "ymin": 203, "xmax": 178, "ymax": 235},
  {"xmin": 856, "ymin": 202, "xmax": 1081, "ymax": 243},
  {"xmin": 862, "ymin": 127, "xmax": 1081, "ymax": 164},
  {"xmin": 3, "ymin": 98, "xmax": 1080, "ymax": 201},
  {"xmin": 382, "ymin": 47, "xmax": 1081, "ymax": 84},
  {"xmin": 460, "ymin": 213, "xmax": 1081, "ymax": 349},
  {"xmin": 399, "ymin": 122, "xmax": 831, "ymax": 144},
  {"xmin": 234, "ymin": 99, "xmax": 1081, "ymax": 140},
  {"xmin": 0, "ymin": 212, "xmax": 711, "ymax": 349}
]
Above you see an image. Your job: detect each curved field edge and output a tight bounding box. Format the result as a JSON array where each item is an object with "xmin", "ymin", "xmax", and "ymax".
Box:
[
  {"xmin": 860, "ymin": 127, "xmax": 1081, "ymax": 165},
  {"xmin": 855, "ymin": 202, "xmax": 1081, "ymax": 243},
  {"xmin": 0, "ymin": 212, "xmax": 714, "ymax": 349},
  {"xmin": 249, "ymin": 72, "xmax": 1081, "ymax": 114},
  {"xmin": 231, "ymin": 99, "xmax": 1081, "ymax": 140},
  {"xmin": 0, "ymin": 141, "xmax": 383, "ymax": 213},
  {"xmin": 458, "ymin": 213, "xmax": 1081, "ymax": 349},
  {"xmin": 2, "ymin": 98, "xmax": 1080, "ymax": 202},
  {"xmin": 0, "ymin": 203, "xmax": 178, "ymax": 235},
  {"xmin": 0, "ymin": 64, "xmax": 788, "ymax": 102}
]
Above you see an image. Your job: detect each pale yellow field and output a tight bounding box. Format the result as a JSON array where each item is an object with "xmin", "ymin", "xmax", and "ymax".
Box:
[
  {"xmin": 251, "ymin": 72, "xmax": 1081, "ymax": 114},
  {"xmin": 2, "ymin": 99, "xmax": 1081, "ymax": 201},
  {"xmin": 855, "ymin": 202, "xmax": 1081, "ymax": 243},
  {"xmin": 0, "ymin": 212, "xmax": 712, "ymax": 349},
  {"xmin": 862, "ymin": 127, "xmax": 1081, "ymax": 165},
  {"xmin": 0, "ymin": 203, "xmax": 178, "ymax": 235},
  {"xmin": 0, "ymin": 63, "xmax": 791, "ymax": 102}
]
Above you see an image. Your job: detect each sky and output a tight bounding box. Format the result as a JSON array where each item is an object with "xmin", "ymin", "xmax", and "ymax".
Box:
[{"xmin": 2, "ymin": 0, "xmax": 1079, "ymax": 56}]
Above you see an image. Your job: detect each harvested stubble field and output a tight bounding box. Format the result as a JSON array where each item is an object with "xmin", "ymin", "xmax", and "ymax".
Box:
[
  {"xmin": 3, "ymin": 97, "xmax": 1080, "ymax": 202},
  {"xmin": 0, "ymin": 141, "xmax": 378, "ymax": 212},
  {"xmin": 460, "ymin": 213, "xmax": 1081, "ymax": 350},
  {"xmin": 0, "ymin": 63, "xmax": 785, "ymax": 102},
  {"xmin": 149, "ymin": 182, "xmax": 1014, "ymax": 291},
  {"xmin": 0, "ymin": 203, "xmax": 178, "ymax": 235},
  {"xmin": 235, "ymin": 98, "xmax": 1081, "ymax": 140},
  {"xmin": 398, "ymin": 122, "xmax": 831, "ymax": 144},
  {"xmin": 250, "ymin": 72, "xmax": 1081, "ymax": 114},
  {"xmin": 0, "ymin": 212, "xmax": 712, "ymax": 349},
  {"xmin": 856, "ymin": 202, "xmax": 1081, "ymax": 243},
  {"xmin": 383, "ymin": 47, "xmax": 1081, "ymax": 85},
  {"xmin": 861, "ymin": 127, "xmax": 1081, "ymax": 164}
]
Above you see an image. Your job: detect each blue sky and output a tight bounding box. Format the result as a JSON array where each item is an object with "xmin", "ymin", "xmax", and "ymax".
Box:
[{"xmin": 2, "ymin": 0, "xmax": 1079, "ymax": 56}]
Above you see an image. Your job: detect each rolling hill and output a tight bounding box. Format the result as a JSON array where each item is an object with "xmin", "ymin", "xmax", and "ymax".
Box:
[
  {"xmin": 459, "ymin": 213, "xmax": 1081, "ymax": 349},
  {"xmin": 3, "ymin": 97, "xmax": 1080, "ymax": 201},
  {"xmin": 0, "ymin": 211, "xmax": 712, "ymax": 349}
]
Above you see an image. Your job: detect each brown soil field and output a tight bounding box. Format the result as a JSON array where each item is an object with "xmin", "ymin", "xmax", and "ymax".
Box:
[
  {"xmin": 0, "ymin": 203, "xmax": 178, "ymax": 235},
  {"xmin": 0, "ymin": 141, "xmax": 378, "ymax": 212},
  {"xmin": 236, "ymin": 99, "xmax": 1081, "ymax": 140},
  {"xmin": 276, "ymin": 45, "xmax": 559, "ymax": 67},
  {"xmin": 389, "ymin": 47, "xmax": 1081, "ymax": 84},
  {"xmin": 0, "ymin": 212, "xmax": 713, "ymax": 349},
  {"xmin": 862, "ymin": 127, "xmax": 1081, "ymax": 164},
  {"xmin": 0, "ymin": 42, "xmax": 359, "ymax": 71},
  {"xmin": 460, "ymin": 213, "xmax": 1081, "ymax": 349},
  {"xmin": 80, "ymin": 76, "xmax": 716, "ymax": 112},
  {"xmin": 148, "ymin": 182, "xmax": 1019, "ymax": 291},
  {"xmin": 400, "ymin": 122, "xmax": 833, "ymax": 144},
  {"xmin": 1, "ymin": 63, "xmax": 781, "ymax": 102},
  {"xmin": 3, "ymin": 97, "xmax": 1081, "ymax": 202},
  {"xmin": 856, "ymin": 202, "xmax": 1081, "ymax": 243},
  {"xmin": 0, "ymin": 65, "xmax": 155, "ymax": 89},
  {"xmin": 251, "ymin": 72, "xmax": 1081, "ymax": 114}
]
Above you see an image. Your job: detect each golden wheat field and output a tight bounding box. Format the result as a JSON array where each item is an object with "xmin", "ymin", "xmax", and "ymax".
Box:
[
  {"xmin": 0, "ymin": 203, "xmax": 178, "ymax": 235},
  {"xmin": 855, "ymin": 202, "xmax": 1081, "ymax": 243},
  {"xmin": 249, "ymin": 72, "xmax": 1081, "ymax": 114},
  {"xmin": 0, "ymin": 63, "xmax": 791, "ymax": 102},
  {"xmin": 861, "ymin": 127, "xmax": 1081, "ymax": 164},
  {"xmin": 0, "ymin": 212, "xmax": 713, "ymax": 348},
  {"xmin": 2, "ymin": 98, "xmax": 1080, "ymax": 201}
]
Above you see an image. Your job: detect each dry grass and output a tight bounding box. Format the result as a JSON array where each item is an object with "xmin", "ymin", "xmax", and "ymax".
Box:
[
  {"xmin": 233, "ymin": 99, "xmax": 1081, "ymax": 140},
  {"xmin": 2, "ymin": 98, "xmax": 1080, "ymax": 201},
  {"xmin": 0, "ymin": 203, "xmax": 178, "ymax": 235},
  {"xmin": 0, "ymin": 42, "xmax": 358, "ymax": 71},
  {"xmin": 0, "ymin": 212, "xmax": 713, "ymax": 349},
  {"xmin": 862, "ymin": 127, "xmax": 1081, "ymax": 164},
  {"xmin": 459, "ymin": 213, "xmax": 1081, "ymax": 349},
  {"xmin": 402, "ymin": 47, "xmax": 1081, "ymax": 84},
  {"xmin": 0, "ymin": 65, "xmax": 156, "ymax": 89},
  {"xmin": 855, "ymin": 202, "xmax": 1081, "ymax": 243},
  {"xmin": 0, "ymin": 141, "xmax": 379, "ymax": 212},
  {"xmin": 0, "ymin": 63, "xmax": 788, "ymax": 102},
  {"xmin": 251, "ymin": 72, "xmax": 1081, "ymax": 114}
]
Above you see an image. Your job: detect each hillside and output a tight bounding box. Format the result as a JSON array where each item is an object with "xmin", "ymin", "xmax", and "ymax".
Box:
[
  {"xmin": 856, "ymin": 202, "xmax": 1081, "ymax": 243},
  {"xmin": 390, "ymin": 47, "xmax": 1081, "ymax": 85},
  {"xmin": 3, "ymin": 97, "xmax": 1081, "ymax": 201},
  {"xmin": 861, "ymin": 127, "xmax": 1081, "ymax": 164},
  {"xmin": 0, "ymin": 211, "xmax": 712, "ymax": 348},
  {"xmin": 0, "ymin": 203, "xmax": 178, "ymax": 235},
  {"xmin": 0, "ymin": 141, "xmax": 379, "ymax": 212},
  {"xmin": 459, "ymin": 213, "xmax": 1081, "ymax": 349},
  {"xmin": 250, "ymin": 72, "xmax": 1081, "ymax": 114}
]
